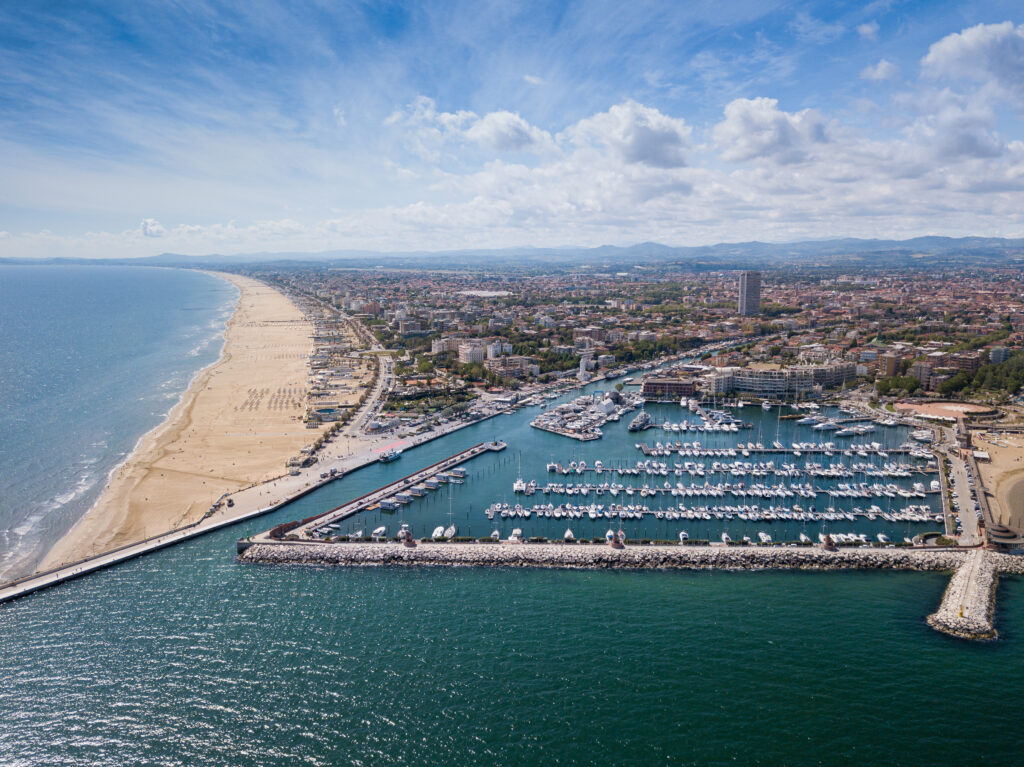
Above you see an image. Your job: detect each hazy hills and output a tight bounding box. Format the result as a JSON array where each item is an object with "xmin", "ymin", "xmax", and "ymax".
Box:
[{"xmin": 4, "ymin": 236, "xmax": 1024, "ymax": 271}]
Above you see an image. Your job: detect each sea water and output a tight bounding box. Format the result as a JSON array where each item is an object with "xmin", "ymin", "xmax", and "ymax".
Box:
[
  {"xmin": 2, "ymin": 270, "xmax": 1023, "ymax": 766},
  {"xmin": 0, "ymin": 265, "xmax": 237, "ymax": 580}
]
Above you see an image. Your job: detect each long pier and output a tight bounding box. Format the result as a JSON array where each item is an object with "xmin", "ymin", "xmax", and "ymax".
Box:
[
  {"xmin": 0, "ymin": 471, "xmax": 339, "ymax": 606},
  {"xmin": 246, "ymin": 441, "xmax": 507, "ymax": 545}
]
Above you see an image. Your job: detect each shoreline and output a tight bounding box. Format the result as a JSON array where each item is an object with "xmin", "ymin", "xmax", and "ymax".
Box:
[{"xmin": 38, "ymin": 272, "xmax": 314, "ymax": 571}]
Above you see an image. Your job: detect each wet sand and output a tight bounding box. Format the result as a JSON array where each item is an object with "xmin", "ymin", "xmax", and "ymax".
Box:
[{"xmin": 40, "ymin": 273, "xmax": 316, "ymax": 569}]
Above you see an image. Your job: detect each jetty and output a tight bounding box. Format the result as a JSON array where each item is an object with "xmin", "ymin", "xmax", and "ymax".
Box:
[
  {"xmin": 238, "ymin": 541, "xmax": 1024, "ymax": 640},
  {"xmin": 927, "ymin": 549, "xmax": 999, "ymax": 640}
]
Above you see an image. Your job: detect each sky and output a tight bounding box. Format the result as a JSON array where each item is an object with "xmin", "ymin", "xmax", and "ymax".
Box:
[{"xmin": 1, "ymin": 0, "xmax": 1024, "ymax": 258}]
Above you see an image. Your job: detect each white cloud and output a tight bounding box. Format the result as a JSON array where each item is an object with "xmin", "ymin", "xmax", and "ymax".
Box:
[
  {"xmin": 523, "ymin": 74, "xmax": 544, "ymax": 85},
  {"xmin": 860, "ymin": 59, "xmax": 897, "ymax": 81},
  {"xmin": 464, "ymin": 111, "xmax": 555, "ymax": 152},
  {"xmin": 857, "ymin": 21, "xmax": 880, "ymax": 41},
  {"xmin": 332, "ymin": 106, "xmax": 346, "ymax": 128},
  {"xmin": 922, "ymin": 22, "xmax": 1024, "ymax": 103},
  {"xmin": 903, "ymin": 90, "xmax": 1003, "ymax": 161},
  {"xmin": 386, "ymin": 96, "xmax": 554, "ymax": 158},
  {"xmin": 712, "ymin": 97, "xmax": 828, "ymax": 163},
  {"xmin": 564, "ymin": 100, "xmax": 691, "ymax": 168},
  {"xmin": 790, "ymin": 12, "xmax": 845, "ymax": 44},
  {"xmin": 140, "ymin": 218, "xmax": 166, "ymax": 237}
]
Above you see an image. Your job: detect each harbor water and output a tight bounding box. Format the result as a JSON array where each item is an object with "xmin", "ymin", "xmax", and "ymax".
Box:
[
  {"xmin": 305, "ymin": 395, "xmax": 941, "ymax": 546},
  {"xmin": 2, "ymin": 268, "xmax": 1024, "ymax": 766}
]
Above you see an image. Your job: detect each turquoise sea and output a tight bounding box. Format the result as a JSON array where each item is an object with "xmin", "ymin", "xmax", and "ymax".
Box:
[
  {"xmin": 0, "ymin": 265, "xmax": 237, "ymax": 580},
  {"xmin": 1, "ymin": 266, "xmax": 1022, "ymax": 766}
]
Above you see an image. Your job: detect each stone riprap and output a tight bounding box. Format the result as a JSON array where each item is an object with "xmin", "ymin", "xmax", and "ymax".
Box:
[
  {"xmin": 927, "ymin": 550, "xmax": 1000, "ymax": 640},
  {"xmin": 240, "ymin": 541, "xmax": 974, "ymax": 572}
]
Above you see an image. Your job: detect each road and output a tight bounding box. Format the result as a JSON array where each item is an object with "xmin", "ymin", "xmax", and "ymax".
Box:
[{"xmin": 947, "ymin": 451, "xmax": 982, "ymax": 546}]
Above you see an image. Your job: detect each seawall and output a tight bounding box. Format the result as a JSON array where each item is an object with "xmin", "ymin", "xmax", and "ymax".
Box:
[
  {"xmin": 239, "ymin": 541, "xmax": 975, "ymax": 572},
  {"xmin": 240, "ymin": 542, "xmax": 1024, "ymax": 640}
]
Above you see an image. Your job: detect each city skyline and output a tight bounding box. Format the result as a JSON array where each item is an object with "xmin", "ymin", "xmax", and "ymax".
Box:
[{"xmin": 2, "ymin": 1, "xmax": 1024, "ymax": 259}]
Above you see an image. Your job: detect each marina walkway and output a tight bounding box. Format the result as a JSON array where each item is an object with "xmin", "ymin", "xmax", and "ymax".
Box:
[{"xmin": 248, "ymin": 441, "xmax": 507, "ymax": 543}]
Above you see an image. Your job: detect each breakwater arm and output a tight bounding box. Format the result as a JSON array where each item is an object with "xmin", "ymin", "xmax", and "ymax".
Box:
[
  {"xmin": 240, "ymin": 541, "xmax": 969, "ymax": 571},
  {"xmin": 239, "ymin": 542, "xmax": 1024, "ymax": 641},
  {"xmin": 927, "ymin": 550, "xmax": 999, "ymax": 640}
]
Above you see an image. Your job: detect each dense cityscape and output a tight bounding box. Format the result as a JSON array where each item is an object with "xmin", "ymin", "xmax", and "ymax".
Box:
[{"xmin": 6, "ymin": 2, "xmax": 1024, "ymax": 765}]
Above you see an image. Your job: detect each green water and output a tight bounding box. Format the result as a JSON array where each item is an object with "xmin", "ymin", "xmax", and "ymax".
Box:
[
  {"xmin": 2, "ymin": 558, "xmax": 1023, "ymax": 765},
  {"xmin": 1, "ymin": 388, "xmax": 1020, "ymax": 765}
]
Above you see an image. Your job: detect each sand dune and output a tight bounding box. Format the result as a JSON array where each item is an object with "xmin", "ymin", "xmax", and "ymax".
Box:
[{"xmin": 40, "ymin": 273, "xmax": 316, "ymax": 569}]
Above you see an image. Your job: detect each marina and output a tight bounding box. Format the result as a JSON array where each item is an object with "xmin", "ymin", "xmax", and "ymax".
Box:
[{"xmin": 246, "ymin": 392, "xmax": 957, "ymax": 551}]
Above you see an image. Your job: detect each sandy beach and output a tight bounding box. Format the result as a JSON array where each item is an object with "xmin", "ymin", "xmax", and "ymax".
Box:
[
  {"xmin": 971, "ymin": 429, "xmax": 1024, "ymax": 531},
  {"xmin": 40, "ymin": 273, "xmax": 316, "ymax": 570}
]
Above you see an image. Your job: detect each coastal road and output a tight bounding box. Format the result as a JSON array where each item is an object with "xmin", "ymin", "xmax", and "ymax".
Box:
[{"xmin": 949, "ymin": 453, "xmax": 982, "ymax": 546}]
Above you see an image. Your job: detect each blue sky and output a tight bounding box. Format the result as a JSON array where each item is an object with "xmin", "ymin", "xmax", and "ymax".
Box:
[{"xmin": 1, "ymin": 0, "xmax": 1023, "ymax": 257}]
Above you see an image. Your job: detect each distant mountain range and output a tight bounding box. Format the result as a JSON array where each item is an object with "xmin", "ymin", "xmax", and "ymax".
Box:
[{"xmin": 4, "ymin": 236, "xmax": 1024, "ymax": 271}]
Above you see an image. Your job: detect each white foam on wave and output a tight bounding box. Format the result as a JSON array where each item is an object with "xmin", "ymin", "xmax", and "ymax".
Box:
[{"xmin": 44, "ymin": 471, "xmax": 97, "ymax": 516}]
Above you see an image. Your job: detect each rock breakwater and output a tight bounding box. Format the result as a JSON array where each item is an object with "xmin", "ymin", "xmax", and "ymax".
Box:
[
  {"xmin": 240, "ymin": 541, "xmax": 969, "ymax": 572},
  {"xmin": 927, "ymin": 550, "xmax": 999, "ymax": 640},
  {"xmin": 240, "ymin": 542, "xmax": 1024, "ymax": 640}
]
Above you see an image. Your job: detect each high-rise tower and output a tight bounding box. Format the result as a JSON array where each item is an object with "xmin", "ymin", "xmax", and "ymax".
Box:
[{"xmin": 738, "ymin": 270, "xmax": 761, "ymax": 316}]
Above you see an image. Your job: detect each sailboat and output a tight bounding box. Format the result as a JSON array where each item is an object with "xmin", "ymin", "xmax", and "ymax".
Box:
[
  {"xmin": 512, "ymin": 451, "xmax": 526, "ymax": 493},
  {"xmin": 443, "ymin": 485, "xmax": 457, "ymax": 539}
]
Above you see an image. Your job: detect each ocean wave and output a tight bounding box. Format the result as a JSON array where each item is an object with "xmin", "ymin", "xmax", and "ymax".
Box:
[{"xmin": 46, "ymin": 471, "xmax": 97, "ymax": 514}]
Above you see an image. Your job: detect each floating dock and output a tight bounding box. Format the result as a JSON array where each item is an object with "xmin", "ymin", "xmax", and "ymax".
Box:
[{"xmin": 244, "ymin": 441, "xmax": 507, "ymax": 547}]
